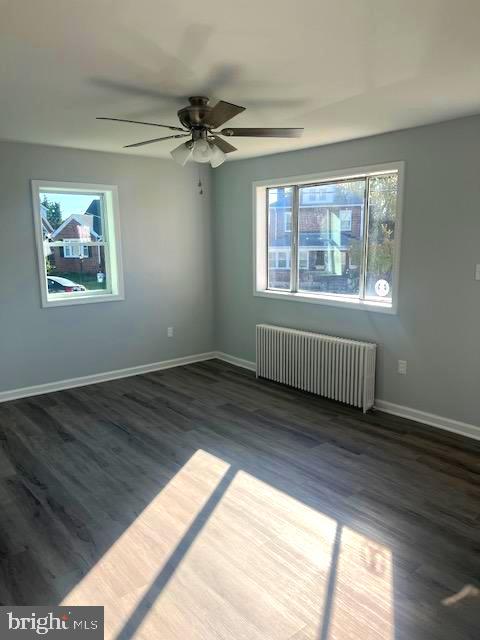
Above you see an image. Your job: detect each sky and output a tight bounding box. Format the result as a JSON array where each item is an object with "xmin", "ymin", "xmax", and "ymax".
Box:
[{"xmin": 40, "ymin": 192, "xmax": 100, "ymax": 221}]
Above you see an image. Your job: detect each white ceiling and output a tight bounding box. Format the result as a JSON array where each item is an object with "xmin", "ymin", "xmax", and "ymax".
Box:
[{"xmin": 2, "ymin": 0, "xmax": 480, "ymax": 161}]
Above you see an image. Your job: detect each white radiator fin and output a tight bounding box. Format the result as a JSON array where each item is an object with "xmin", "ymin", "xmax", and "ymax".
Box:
[{"xmin": 256, "ymin": 324, "xmax": 376, "ymax": 412}]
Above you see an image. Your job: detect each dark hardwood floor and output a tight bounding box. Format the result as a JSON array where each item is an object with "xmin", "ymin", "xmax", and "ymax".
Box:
[{"xmin": 0, "ymin": 359, "xmax": 478, "ymax": 639}]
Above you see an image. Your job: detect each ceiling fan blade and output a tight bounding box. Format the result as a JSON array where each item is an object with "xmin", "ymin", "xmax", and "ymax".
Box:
[
  {"xmin": 202, "ymin": 64, "xmax": 241, "ymax": 94},
  {"xmin": 209, "ymin": 135, "xmax": 237, "ymax": 153},
  {"xmin": 204, "ymin": 100, "xmax": 245, "ymax": 128},
  {"xmin": 91, "ymin": 78, "xmax": 184, "ymax": 102},
  {"xmin": 220, "ymin": 127, "xmax": 304, "ymax": 138},
  {"xmin": 124, "ymin": 134, "xmax": 189, "ymax": 148},
  {"xmin": 97, "ymin": 117, "xmax": 186, "ymax": 132}
]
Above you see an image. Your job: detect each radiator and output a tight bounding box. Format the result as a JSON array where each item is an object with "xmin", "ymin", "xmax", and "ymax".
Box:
[{"xmin": 256, "ymin": 324, "xmax": 376, "ymax": 412}]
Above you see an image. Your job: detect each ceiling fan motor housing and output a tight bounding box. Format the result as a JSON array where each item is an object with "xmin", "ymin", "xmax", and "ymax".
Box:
[{"xmin": 177, "ymin": 96, "xmax": 212, "ymax": 130}]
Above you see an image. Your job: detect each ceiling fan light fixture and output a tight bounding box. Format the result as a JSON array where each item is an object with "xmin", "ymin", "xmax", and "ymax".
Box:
[
  {"xmin": 99, "ymin": 96, "xmax": 304, "ymax": 164},
  {"xmin": 170, "ymin": 141, "xmax": 193, "ymax": 166},
  {"xmin": 209, "ymin": 144, "xmax": 226, "ymax": 168}
]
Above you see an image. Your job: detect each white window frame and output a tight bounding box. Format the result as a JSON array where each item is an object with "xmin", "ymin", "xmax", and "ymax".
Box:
[
  {"xmin": 31, "ymin": 180, "xmax": 125, "ymax": 308},
  {"xmin": 253, "ymin": 162, "xmax": 404, "ymax": 314}
]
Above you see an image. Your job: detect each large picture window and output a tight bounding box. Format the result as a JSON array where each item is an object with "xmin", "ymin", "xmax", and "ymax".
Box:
[
  {"xmin": 254, "ymin": 163, "xmax": 403, "ymax": 312},
  {"xmin": 31, "ymin": 180, "xmax": 124, "ymax": 307}
]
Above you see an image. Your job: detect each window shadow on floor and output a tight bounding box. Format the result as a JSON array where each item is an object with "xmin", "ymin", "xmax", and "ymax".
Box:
[
  {"xmin": 317, "ymin": 524, "xmax": 342, "ymax": 640},
  {"xmin": 114, "ymin": 466, "xmax": 237, "ymax": 640}
]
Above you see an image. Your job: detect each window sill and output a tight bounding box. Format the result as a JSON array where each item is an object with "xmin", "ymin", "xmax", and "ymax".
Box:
[
  {"xmin": 43, "ymin": 292, "xmax": 124, "ymax": 308},
  {"xmin": 254, "ymin": 289, "xmax": 396, "ymax": 314}
]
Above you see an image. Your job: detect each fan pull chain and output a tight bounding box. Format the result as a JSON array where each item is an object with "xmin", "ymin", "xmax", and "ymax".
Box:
[{"xmin": 198, "ymin": 171, "xmax": 203, "ymax": 196}]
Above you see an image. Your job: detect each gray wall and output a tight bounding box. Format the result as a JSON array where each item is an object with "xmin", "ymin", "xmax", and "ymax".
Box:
[
  {"xmin": 0, "ymin": 141, "xmax": 214, "ymax": 392},
  {"xmin": 3, "ymin": 117, "xmax": 480, "ymax": 427},
  {"xmin": 213, "ymin": 115, "xmax": 480, "ymax": 426}
]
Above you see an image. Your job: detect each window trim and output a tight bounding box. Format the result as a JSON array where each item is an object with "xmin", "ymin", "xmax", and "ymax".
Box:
[
  {"xmin": 253, "ymin": 162, "xmax": 404, "ymax": 314},
  {"xmin": 31, "ymin": 180, "xmax": 125, "ymax": 308}
]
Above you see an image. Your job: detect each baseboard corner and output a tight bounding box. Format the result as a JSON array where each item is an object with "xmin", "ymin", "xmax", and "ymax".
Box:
[{"xmin": 214, "ymin": 351, "xmax": 256, "ymax": 371}]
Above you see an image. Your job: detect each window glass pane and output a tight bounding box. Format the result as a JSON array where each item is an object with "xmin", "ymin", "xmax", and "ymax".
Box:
[
  {"xmin": 40, "ymin": 192, "xmax": 104, "ymax": 237},
  {"xmin": 268, "ymin": 186, "xmax": 292, "ymax": 290},
  {"xmin": 365, "ymin": 174, "xmax": 398, "ymax": 301},
  {"xmin": 40, "ymin": 191, "xmax": 107, "ymax": 298},
  {"xmin": 46, "ymin": 245, "xmax": 107, "ymax": 294},
  {"xmin": 298, "ymin": 180, "xmax": 365, "ymax": 296}
]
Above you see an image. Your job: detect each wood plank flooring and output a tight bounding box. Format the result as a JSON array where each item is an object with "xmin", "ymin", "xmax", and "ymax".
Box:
[{"xmin": 0, "ymin": 359, "xmax": 478, "ymax": 639}]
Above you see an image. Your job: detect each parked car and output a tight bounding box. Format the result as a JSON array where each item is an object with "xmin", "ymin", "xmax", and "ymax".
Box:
[{"xmin": 47, "ymin": 276, "xmax": 86, "ymax": 293}]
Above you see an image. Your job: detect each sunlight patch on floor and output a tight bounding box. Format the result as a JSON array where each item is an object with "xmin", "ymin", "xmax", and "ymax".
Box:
[
  {"xmin": 322, "ymin": 526, "xmax": 394, "ymax": 640},
  {"xmin": 61, "ymin": 453, "xmax": 393, "ymax": 640},
  {"xmin": 61, "ymin": 449, "xmax": 231, "ymax": 639},
  {"xmin": 113, "ymin": 469, "xmax": 339, "ymax": 640}
]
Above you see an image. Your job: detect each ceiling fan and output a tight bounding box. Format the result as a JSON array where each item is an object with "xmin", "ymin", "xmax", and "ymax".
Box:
[{"xmin": 97, "ymin": 96, "xmax": 304, "ymax": 168}]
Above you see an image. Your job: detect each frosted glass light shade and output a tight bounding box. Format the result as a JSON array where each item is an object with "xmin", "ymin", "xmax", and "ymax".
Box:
[
  {"xmin": 171, "ymin": 142, "xmax": 193, "ymax": 166},
  {"xmin": 191, "ymin": 139, "xmax": 212, "ymax": 163},
  {"xmin": 210, "ymin": 144, "xmax": 226, "ymax": 168},
  {"xmin": 171, "ymin": 139, "xmax": 226, "ymax": 167}
]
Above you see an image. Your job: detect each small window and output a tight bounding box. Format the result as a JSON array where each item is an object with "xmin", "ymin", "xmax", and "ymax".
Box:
[
  {"xmin": 63, "ymin": 239, "xmax": 90, "ymax": 259},
  {"xmin": 254, "ymin": 163, "xmax": 403, "ymax": 313},
  {"xmin": 32, "ymin": 181, "xmax": 124, "ymax": 307},
  {"xmin": 268, "ymin": 250, "xmax": 291, "ymax": 271},
  {"xmin": 340, "ymin": 209, "xmax": 352, "ymax": 231},
  {"xmin": 299, "ymin": 250, "xmax": 308, "ymax": 270},
  {"xmin": 277, "ymin": 252, "xmax": 288, "ymax": 269}
]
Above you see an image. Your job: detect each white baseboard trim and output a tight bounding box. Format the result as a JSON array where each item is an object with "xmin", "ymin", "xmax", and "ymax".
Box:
[
  {"xmin": 3, "ymin": 349, "xmax": 478, "ymax": 442},
  {"xmin": 214, "ymin": 351, "xmax": 256, "ymax": 371},
  {"xmin": 374, "ymin": 399, "xmax": 480, "ymax": 441},
  {"xmin": 0, "ymin": 352, "xmax": 217, "ymax": 404},
  {"xmin": 213, "ymin": 351, "xmax": 480, "ymax": 442}
]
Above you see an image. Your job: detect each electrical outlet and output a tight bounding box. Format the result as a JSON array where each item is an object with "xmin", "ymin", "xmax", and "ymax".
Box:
[
  {"xmin": 475, "ymin": 264, "xmax": 480, "ymax": 281},
  {"xmin": 167, "ymin": 327, "xmax": 174, "ymax": 338},
  {"xmin": 398, "ymin": 360, "xmax": 407, "ymax": 375}
]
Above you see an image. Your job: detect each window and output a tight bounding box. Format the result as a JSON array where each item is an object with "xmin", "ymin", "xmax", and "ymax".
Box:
[
  {"xmin": 268, "ymin": 250, "xmax": 291, "ymax": 271},
  {"xmin": 340, "ymin": 209, "xmax": 352, "ymax": 231},
  {"xmin": 299, "ymin": 250, "xmax": 308, "ymax": 270},
  {"xmin": 32, "ymin": 180, "xmax": 124, "ymax": 307},
  {"xmin": 302, "ymin": 187, "xmax": 328, "ymax": 204},
  {"xmin": 63, "ymin": 239, "xmax": 90, "ymax": 259},
  {"xmin": 254, "ymin": 163, "xmax": 403, "ymax": 312},
  {"xmin": 277, "ymin": 252, "xmax": 288, "ymax": 269}
]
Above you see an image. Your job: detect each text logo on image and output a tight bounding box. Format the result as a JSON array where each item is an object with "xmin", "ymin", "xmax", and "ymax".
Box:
[{"xmin": 0, "ymin": 607, "xmax": 104, "ymax": 638}]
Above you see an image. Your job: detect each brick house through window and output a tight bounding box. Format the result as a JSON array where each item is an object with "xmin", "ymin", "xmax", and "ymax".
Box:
[
  {"xmin": 49, "ymin": 214, "xmax": 104, "ymax": 275},
  {"xmin": 267, "ymin": 185, "xmax": 364, "ymax": 291}
]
